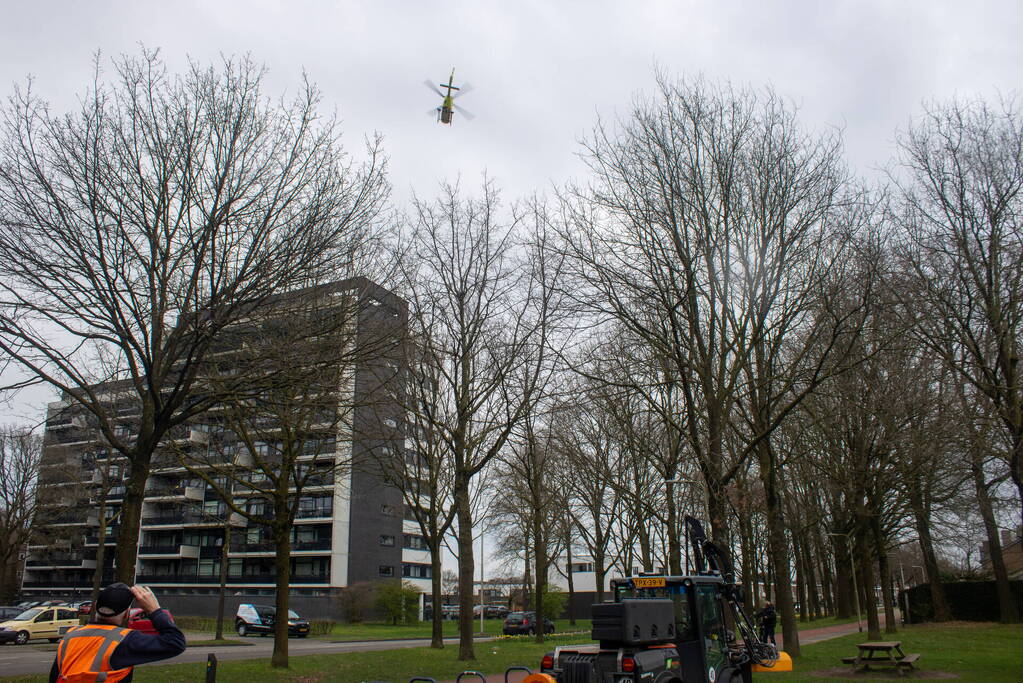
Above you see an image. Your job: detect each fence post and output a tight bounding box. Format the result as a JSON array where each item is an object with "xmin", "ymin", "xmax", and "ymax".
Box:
[{"xmin": 206, "ymin": 653, "xmax": 217, "ymax": 682}]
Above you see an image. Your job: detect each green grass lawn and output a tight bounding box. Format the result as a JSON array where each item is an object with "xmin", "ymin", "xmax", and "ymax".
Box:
[
  {"xmin": 319, "ymin": 618, "xmax": 591, "ymax": 641},
  {"xmin": 10, "ymin": 621, "xmax": 1019, "ymax": 682},
  {"xmin": 780, "ymin": 622, "xmax": 1023, "ymax": 682},
  {"xmin": 794, "ymin": 615, "xmax": 857, "ymax": 631}
]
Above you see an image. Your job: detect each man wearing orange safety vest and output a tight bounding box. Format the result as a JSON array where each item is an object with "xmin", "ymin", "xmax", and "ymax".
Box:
[{"xmin": 50, "ymin": 583, "xmax": 185, "ymax": 682}]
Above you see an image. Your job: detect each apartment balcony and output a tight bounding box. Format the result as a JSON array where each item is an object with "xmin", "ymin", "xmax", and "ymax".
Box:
[
  {"xmin": 48, "ymin": 511, "xmax": 88, "ymax": 526},
  {"xmin": 163, "ymin": 426, "xmax": 210, "ymax": 445},
  {"xmin": 295, "ymin": 508, "xmax": 333, "ymax": 520},
  {"xmin": 134, "ymin": 573, "xmax": 329, "ymax": 585},
  {"xmin": 25, "ymin": 551, "xmax": 97, "ymax": 570},
  {"xmin": 137, "ymin": 544, "xmax": 200, "ymax": 559},
  {"xmin": 144, "ymin": 481, "xmax": 204, "ymax": 502},
  {"xmin": 141, "ymin": 511, "xmax": 204, "ymax": 527},
  {"xmin": 84, "ymin": 527, "xmax": 119, "ymax": 546},
  {"xmin": 230, "ymin": 538, "xmax": 331, "ymax": 554}
]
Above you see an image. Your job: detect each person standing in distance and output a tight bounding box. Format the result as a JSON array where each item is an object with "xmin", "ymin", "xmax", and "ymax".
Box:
[
  {"xmin": 755, "ymin": 601, "xmax": 777, "ymax": 645},
  {"xmin": 50, "ymin": 583, "xmax": 185, "ymax": 682}
]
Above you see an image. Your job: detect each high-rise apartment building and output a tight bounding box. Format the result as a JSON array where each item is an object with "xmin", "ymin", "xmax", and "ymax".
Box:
[{"xmin": 24, "ymin": 278, "xmax": 434, "ymax": 603}]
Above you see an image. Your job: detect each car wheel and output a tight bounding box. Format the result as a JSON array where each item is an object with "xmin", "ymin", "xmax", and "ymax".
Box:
[
  {"xmin": 236, "ymin": 623, "xmax": 247, "ymax": 637},
  {"xmin": 15, "ymin": 631, "xmax": 28, "ymax": 645},
  {"xmin": 260, "ymin": 632, "xmax": 269, "ymax": 637},
  {"xmin": 298, "ymin": 634, "xmax": 308, "ymax": 638}
]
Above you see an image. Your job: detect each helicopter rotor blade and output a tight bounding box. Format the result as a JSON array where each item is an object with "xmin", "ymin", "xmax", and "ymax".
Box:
[
  {"xmin": 422, "ymin": 80, "xmax": 444, "ymax": 97},
  {"xmin": 453, "ymin": 82, "xmax": 474, "ymax": 99},
  {"xmin": 453, "ymin": 104, "xmax": 476, "ymax": 121}
]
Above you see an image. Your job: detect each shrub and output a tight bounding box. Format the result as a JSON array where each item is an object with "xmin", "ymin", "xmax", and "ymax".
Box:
[
  {"xmin": 339, "ymin": 581, "xmax": 378, "ymax": 623},
  {"xmin": 376, "ymin": 580, "xmax": 422, "ymax": 625},
  {"xmin": 537, "ymin": 586, "xmax": 567, "ymax": 620}
]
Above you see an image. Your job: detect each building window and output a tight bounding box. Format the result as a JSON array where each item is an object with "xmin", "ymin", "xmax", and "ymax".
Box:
[
  {"xmin": 379, "ymin": 565, "xmax": 395, "ymax": 578},
  {"xmin": 381, "ymin": 504, "xmax": 396, "ymax": 516},
  {"xmin": 379, "ymin": 535, "xmax": 395, "ymax": 547},
  {"xmin": 402, "ymin": 563, "xmax": 432, "ymax": 579},
  {"xmin": 570, "ymin": 562, "xmax": 594, "ymax": 573},
  {"xmin": 403, "ymin": 534, "xmax": 428, "ymax": 550}
]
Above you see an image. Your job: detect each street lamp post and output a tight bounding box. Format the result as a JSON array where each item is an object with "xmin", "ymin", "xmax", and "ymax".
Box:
[
  {"xmin": 828, "ymin": 532, "xmax": 862, "ymax": 633},
  {"xmin": 479, "ymin": 532, "xmax": 485, "ymax": 635}
]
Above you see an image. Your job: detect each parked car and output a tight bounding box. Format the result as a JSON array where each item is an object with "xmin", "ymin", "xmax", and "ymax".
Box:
[
  {"xmin": 0, "ymin": 607, "xmax": 23, "ymax": 621},
  {"xmin": 235, "ymin": 604, "xmax": 310, "ymax": 637},
  {"xmin": 471, "ymin": 604, "xmax": 508, "ymax": 619},
  {"xmin": 77, "ymin": 601, "xmax": 93, "ymax": 616},
  {"xmin": 441, "ymin": 605, "xmax": 459, "ymax": 620},
  {"xmin": 0, "ymin": 606, "xmax": 80, "ymax": 645},
  {"xmin": 126, "ymin": 607, "xmax": 176, "ymax": 636},
  {"xmin": 502, "ymin": 611, "xmax": 554, "ymax": 636}
]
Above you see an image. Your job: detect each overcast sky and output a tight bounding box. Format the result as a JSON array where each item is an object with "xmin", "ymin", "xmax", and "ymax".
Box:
[{"xmin": 2, "ymin": 0, "xmax": 1022, "ymax": 426}]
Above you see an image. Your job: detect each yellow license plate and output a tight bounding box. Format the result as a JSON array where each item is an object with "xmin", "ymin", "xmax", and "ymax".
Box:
[{"xmin": 632, "ymin": 577, "xmax": 666, "ymax": 588}]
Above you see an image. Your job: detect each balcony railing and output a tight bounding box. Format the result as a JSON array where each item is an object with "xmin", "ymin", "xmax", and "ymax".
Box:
[
  {"xmin": 141, "ymin": 512, "xmax": 204, "ymax": 526},
  {"xmin": 230, "ymin": 539, "xmax": 331, "ymax": 553},
  {"xmin": 138, "ymin": 545, "xmax": 182, "ymax": 555},
  {"xmin": 26, "ymin": 551, "xmax": 96, "ymax": 567},
  {"xmin": 134, "ymin": 573, "xmax": 329, "ymax": 584}
]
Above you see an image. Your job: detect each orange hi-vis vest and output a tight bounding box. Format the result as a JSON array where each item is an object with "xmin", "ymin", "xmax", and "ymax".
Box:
[{"xmin": 56, "ymin": 624, "xmax": 134, "ymax": 682}]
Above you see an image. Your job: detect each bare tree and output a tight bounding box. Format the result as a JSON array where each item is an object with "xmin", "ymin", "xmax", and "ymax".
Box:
[
  {"xmin": 0, "ymin": 49, "xmax": 389, "ymax": 580},
  {"xmin": 398, "ymin": 178, "xmax": 548, "ymax": 660},
  {"xmin": 0, "ymin": 427, "xmax": 41, "ymax": 600},
  {"xmin": 561, "ymin": 73, "xmax": 869, "ymax": 655},
  {"xmin": 374, "ymin": 344, "xmax": 457, "ymax": 648},
  {"xmin": 894, "ymin": 96, "xmax": 1023, "ymax": 531}
]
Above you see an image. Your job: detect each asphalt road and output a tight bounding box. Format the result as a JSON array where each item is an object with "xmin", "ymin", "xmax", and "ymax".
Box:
[{"xmin": 0, "ymin": 634, "xmax": 493, "ymax": 678}]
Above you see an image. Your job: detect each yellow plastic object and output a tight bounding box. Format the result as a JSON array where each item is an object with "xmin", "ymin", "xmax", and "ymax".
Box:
[
  {"xmin": 752, "ymin": 651, "xmax": 793, "ymax": 673},
  {"xmin": 522, "ymin": 674, "xmax": 557, "ymax": 683}
]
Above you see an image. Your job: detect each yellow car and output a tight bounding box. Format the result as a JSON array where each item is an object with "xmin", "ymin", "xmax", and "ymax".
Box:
[{"xmin": 0, "ymin": 606, "xmax": 80, "ymax": 645}]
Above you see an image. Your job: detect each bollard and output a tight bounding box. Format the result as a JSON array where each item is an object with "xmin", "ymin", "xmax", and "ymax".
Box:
[{"xmin": 206, "ymin": 652, "xmax": 217, "ymax": 683}]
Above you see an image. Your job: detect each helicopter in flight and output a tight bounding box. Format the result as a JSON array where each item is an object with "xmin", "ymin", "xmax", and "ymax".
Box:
[{"xmin": 423, "ymin": 68, "xmax": 474, "ymax": 124}]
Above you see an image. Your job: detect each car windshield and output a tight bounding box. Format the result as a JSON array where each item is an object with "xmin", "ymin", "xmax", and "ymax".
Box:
[
  {"xmin": 14, "ymin": 608, "xmax": 43, "ymax": 621},
  {"xmin": 288, "ymin": 610, "xmax": 300, "ymax": 619}
]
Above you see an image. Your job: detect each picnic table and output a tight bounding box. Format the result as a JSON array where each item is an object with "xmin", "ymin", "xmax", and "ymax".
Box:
[{"xmin": 841, "ymin": 641, "xmax": 921, "ymax": 676}]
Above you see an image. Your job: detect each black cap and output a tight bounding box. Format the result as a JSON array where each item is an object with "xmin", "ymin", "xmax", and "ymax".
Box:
[{"xmin": 96, "ymin": 583, "xmax": 134, "ymax": 617}]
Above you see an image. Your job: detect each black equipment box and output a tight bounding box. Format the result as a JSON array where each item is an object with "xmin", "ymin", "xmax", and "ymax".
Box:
[{"xmin": 591, "ymin": 599, "xmax": 676, "ymax": 646}]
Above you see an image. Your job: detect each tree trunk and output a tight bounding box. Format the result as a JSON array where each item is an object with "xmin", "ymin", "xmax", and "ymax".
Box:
[
  {"xmin": 665, "ymin": 480, "xmax": 682, "ymax": 575},
  {"xmin": 908, "ymin": 487, "xmax": 952, "ymax": 621},
  {"xmin": 971, "ymin": 448, "xmax": 1020, "ymax": 623},
  {"xmin": 430, "ymin": 543, "xmax": 444, "ymax": 648},
  {"xmin": 758, "ymin": 445, "xmax": 799, "ymax": 657},
  {"xmin": 215, "ymin": 524, "xmax": 231, "ymax": 641},
  {"xmin": 855, "ymin": 531, "xmax": 881, "ymax": 640},
  {"xmin": 271, "ymin": 522, "xmax": 291, "ymax": 668},
  {"xmin": 871, "ymin": 519, "xmax": 896, "ymax": 634},
  {"xmin": 564, "ymin": 522, "xmax": 576, "ymax": 625},
  {"xmin": 793, "ymin": 531, "xmax": 807, "ymax": 623},
  {"xmin": 832, "ymin": 535, "xmax": 852, "ymax": 619},
  {"xmin": 533, "ymin": 512, "xmax": 546, "ymax": 644},
  {"xmin": 455, "ymin": 481, "xmax": 475, "ymax": 661},
  {"xmin": 115, "ymin": 456, "xmax": 152, "ymax": 583}
]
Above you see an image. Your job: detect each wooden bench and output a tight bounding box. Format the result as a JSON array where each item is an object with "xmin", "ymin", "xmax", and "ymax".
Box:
[
  {"xmin": 843, "ymin": 642, "xmax": 921, "ymax": 676},
  {"xmin": 897, "ymin": 653, "xmax": 921, "ymax": 671}
]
